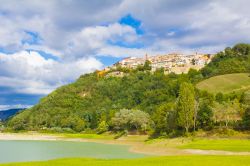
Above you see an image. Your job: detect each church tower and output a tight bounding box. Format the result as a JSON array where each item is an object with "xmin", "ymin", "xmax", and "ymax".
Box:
[{"xmin": 145, "ymin": 53, "xmax": 148, "ymax": 61}]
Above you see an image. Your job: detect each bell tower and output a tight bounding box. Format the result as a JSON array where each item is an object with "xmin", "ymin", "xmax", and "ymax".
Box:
[{"xmin": 145, "ymin": 53, "xmax": 148, "ymax": 61}]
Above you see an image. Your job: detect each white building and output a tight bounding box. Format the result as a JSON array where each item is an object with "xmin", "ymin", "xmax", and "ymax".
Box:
[{"xmin": 112, "ymin": 53, "xmax": 212, "ymax": 74}]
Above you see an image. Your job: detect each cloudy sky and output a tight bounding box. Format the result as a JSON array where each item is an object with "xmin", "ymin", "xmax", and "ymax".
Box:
[{"xmin": 0, "ymin": 0, "xmax": 250, "ymax": 109}]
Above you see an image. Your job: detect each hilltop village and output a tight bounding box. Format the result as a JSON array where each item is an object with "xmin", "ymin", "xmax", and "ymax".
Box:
[{"xmin": 101, "ymin": 53, "xmax": 213, "ymax": 77}]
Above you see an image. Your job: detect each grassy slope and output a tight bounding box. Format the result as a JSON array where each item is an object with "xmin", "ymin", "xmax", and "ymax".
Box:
[
  {"xmin": 145, "ymin": 136, "xmax": 250, "ymax": 152},
  {"xmin": 179, "ymin": 139, "xmax": 250, "ymax": 152},
  {"xmin": 196, "ymin": 73, "xmax": 250, "ymax": 94},
  {"xmin": 1, "ymin": 156, "xmax": 250, "ymax": 166}
]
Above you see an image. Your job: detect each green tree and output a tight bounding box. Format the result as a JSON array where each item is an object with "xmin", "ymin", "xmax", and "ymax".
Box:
[
  {"xmin": 212, "ymin": 100, "xmax": 242, "ymax": 128},
  {"xmin": 152, "ymin": 102, "xmax": 176, "ymax": 135},
  {"xmin": 232, "ymin": 43, "xmax": 250, "ymax": 56},
  {"xmin": 241, "ymin": 90, "xmax": 250, "ymax": 106},
  {"xmin": 143, "ymin": 60, "xmax": 152, "ymax": 71},
  {"xmin": 197, "ymin": 102, "xmax": 214, "ymax": 130},
  {"xmin": 97, "ymin": 121, "xmax": 109, "ymax": 134},
  {"xmin": 191, "ymin": 59, "xmax": 195, "ymax": 65},
  {"xmin": 177, "ymin": 82, "xmax": 195, "ymax": 133},
  {"xmin": 242, "ymin": 107, "xmax": 250, "ymax": 130},
  {"xmin": 8, "ymin": 110, "xmax": 30, "ymax": 131},
  {"xmin": 74, "ymin": 118, "xmax": 86, "ymax": 132},
  {"xmin": 215, "ymin": 92, "xmax": 224, "ymax": 103},
  {"xmin": 111, "ymin": 109, "xmax": 152, "ymax": 132},
  {"xmin": 188, "ymin": 69, "xmax": 203, "ymax": 83}
]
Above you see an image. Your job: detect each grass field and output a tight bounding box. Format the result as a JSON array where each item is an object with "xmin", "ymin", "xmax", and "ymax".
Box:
[
  {"xmin": 1, "ymin": 156, "xmax": 250, "ymax": 166},
  {"xmin": 179, "ymin": 139, "xmax": 250, "ymax": 152},
  {"xmin": 196, "ymin": 73, "xmax": 250, "ymax": 94},
  {"xmin": 58, "ymin": 134, "xmax": 250, "ymax": 152},
  {"xmin": 55, "ymin": 134, "xmax": 250, "ymax": 153}
]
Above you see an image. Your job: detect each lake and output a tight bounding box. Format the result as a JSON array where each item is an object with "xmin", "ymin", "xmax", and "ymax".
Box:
[{"xmin": 0, "ymin": 140, "xmax": 147, "ymax": 163}]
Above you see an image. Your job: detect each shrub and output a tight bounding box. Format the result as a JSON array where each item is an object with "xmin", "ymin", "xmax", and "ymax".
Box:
[{"xmin": 97, "ymin": 121, "xmax": 109, "ymax": 134}]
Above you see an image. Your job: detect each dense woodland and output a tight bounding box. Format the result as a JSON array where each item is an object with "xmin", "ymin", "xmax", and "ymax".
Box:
[{"xmin": 6, "ymin": 43, "xmax": 250, "ymax": 136}]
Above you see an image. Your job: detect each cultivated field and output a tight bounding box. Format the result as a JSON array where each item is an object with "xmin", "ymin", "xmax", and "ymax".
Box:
[{"xmin": 196, "ymin": 73, "xmax": 250, "ymax": 94}]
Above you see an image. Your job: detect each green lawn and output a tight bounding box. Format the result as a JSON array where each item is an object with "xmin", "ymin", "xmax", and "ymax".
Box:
[
  {"xmin": 1, "ymin": 156, "xmax": 250, "ymax": 166},
  {"xmin": 179, "ymin": 139, "xmax": 250, "ymax": 152},
  {"xmin": 196, "ymin": 73, "xmax": 250, "ymax": 94}
]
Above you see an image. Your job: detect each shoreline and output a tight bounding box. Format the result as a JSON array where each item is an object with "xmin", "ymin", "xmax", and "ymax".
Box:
[
  {"xmin": 0, "ymin": 132, "xmax": 250, "ymax": 156},
  {"xmin": 0, "ymin": 133, "xmax": 60, "ymax": 141}
]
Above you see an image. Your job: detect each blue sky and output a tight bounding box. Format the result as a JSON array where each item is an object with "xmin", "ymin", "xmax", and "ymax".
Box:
[
  {"xmin": 0, "ymin": 0, "xmax": 250, "ymax": 109},
  {"xmin": 119, "ymin": 14, "xmax": 144, "ymax": 35}
]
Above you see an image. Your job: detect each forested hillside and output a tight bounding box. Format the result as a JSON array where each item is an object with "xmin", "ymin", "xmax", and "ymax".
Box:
[
  {"xmin": 7, "ymin": 43, "xmax": 250, "ymax": 135},
  {"xmin": 8, "ymin": 70, "xmax": 185, "ymax": 132},
  {"xmin": 201, "ymin": 43, "xmax": 250, "ymax": 77}
]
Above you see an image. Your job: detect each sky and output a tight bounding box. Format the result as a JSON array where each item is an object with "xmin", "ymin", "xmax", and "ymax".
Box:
[{"xmin": 0, "ymin": 0, "xmax": 250, "ymax": 109}]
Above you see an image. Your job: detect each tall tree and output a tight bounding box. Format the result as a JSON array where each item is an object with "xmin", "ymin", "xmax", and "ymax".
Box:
[
  {"xmin": 152, "ymin": 102, "xmax": 176, "ymax": 135},
  {"xmin": 212, "ymin": 100, "xmax": 242, "ymax": 128},
  {"xmin": 197, "ymin": 102, "xmax": 214, "ymax": 130},
  {"xmin": 242, "ymin": 107, "xmax": 250, "ymax": 130},
  {"xmin": 193, "ymin": 99, "xmax": 199, "ymax": 131},
  {"xmin": 143, "ymin": 60, "xmax": 152, "ymax": 71},
  {"xmin": 177, "ymin": 82, "xmax": 195, "ymax": 133}
]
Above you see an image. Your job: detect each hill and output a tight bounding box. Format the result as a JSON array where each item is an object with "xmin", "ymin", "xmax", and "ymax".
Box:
[
  {"xmin": 0, "ymin": 109, "xmax": 23, "ymax": 121},
  {"xmin": 196, "ymin": 73, "xmax": 250, "ymax": 94},
  {"xmin": 7, "ymin": 71, "xmax": 182, "ymax": 131},
  {"xmin": 6, "ymin": 43, "xmax": 250, "ymax": 133},
  {"xmin": 201, "ymin": 43, "xmax": 250, "ymax": 77}
]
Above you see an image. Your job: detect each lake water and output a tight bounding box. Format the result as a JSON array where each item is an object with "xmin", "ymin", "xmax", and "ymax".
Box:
[{"xmin": 0, "ymin": 140, "xmax": 147, "ymax": 163}]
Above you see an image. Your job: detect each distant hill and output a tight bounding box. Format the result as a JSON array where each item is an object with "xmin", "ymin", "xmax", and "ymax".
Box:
[
  {"xmin": 196, "ymin": 73, "xmax": 250, "ymax": 94},
  {"xmin": 0, "ymin": 108, "xmax": 24, "ymax": 121}
]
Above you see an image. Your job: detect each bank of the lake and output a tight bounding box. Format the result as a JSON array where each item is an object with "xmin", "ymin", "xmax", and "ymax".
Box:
[
  {"xmin": 1, "ymin": 132, "xmax": 250, "ymax": 156},
  {"xmin": 0, "ymin": 132, "xmax": 250, "ymax": 165}
]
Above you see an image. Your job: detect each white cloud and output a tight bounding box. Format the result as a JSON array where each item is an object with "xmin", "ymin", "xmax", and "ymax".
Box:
[
  {"xmin": 63, "ymin": 23, "xmax": 138, "ymax": 59},
  {"xmin": 0, "ymin": 104, "xmax": 32, "ymax": 111},
  {"xmin": 0, "ymin": 0, "xmax": 250, "ymax": 100},
  {"xmin": 167, "ymin": 31, "xmax": 175, "ymax": 36},
  {"xmin": 0, "ymin": 51, "xmax": 103, "ymax": 95},
  {"xmin": 1, "ymin": 0, "xmax": 250, "ymax": 57}
]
